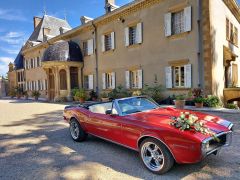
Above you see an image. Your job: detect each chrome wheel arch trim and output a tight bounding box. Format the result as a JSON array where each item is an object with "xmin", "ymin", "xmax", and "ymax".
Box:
[{"xmin": 137, "ymin": 135, "xmax": 176, "ymax": 161}]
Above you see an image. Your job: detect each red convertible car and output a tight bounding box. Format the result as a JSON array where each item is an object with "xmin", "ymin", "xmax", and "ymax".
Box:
[{"xmin": 63, "ymin": 96, "xmax": 233, "ymax": 174}]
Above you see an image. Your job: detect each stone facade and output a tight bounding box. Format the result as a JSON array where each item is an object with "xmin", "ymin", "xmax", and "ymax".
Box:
[{"xmin": 8, "ymin": 0, "xmax": 240, "ymax": 102}]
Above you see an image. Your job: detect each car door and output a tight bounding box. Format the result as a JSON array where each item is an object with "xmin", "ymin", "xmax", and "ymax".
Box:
[
  {"xmin": 89, "ymin": 113, "xmax": 122, "ymax": 143},
  {"xmin": 85, "ymin": 102, "xmax": 122, "ymax": 143}
]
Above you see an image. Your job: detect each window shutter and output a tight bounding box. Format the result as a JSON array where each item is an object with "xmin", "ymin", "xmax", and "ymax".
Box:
[
  {"xmin": 111, "ymin": 32, "xmax": 115, "ymax": 50},
  {"xmin": 125, "ymin": 71, "xmax": 130, "ymax": 89},
  {"xmin": 88, "ymin": 75, "xmax": 94, "ymax": 90},
  {"xmin": 36, "ymin": 81, "xmax": 38, "ymax": 90},
  {"xmin": 125, "ymin": 27, "xmax": 129, "ymax": 46},
  {"xmin": 136, "ymin": 22, "xmax": 143, "ymax": 44},
  {"xmin": 164, "ymin": 13, "xmax": 172, "ymax": 37},
  {"xmin": 43, "ymin": 80, "xmax": 46, "ymax": 90},
  {"xmin": 101, "ymin": 35, "xmax": 105, "ymax": 52},
  {"xmin": 184, "ymin": 64, "xmax": 192, "ymax": 88},
  {"xmin": 137, "ymin": 69, "xmax": 143, "ymax": 89},
  {"xmin": 102, "ymin": 73, "xmax": 106, "ymax": 90},
  {"xmin": 165, "ymin": 66, "xmax": 173, "ymax": 88},
  {"xmin": 88, "ymin": 39, "xmax": 94, "ymax": 55},
  {"xmin": 184, "ymin": 6, "xmax": 192, "ymax": 32},
  {"xmin": 111, "ymin": 72, "xmax": 116, "ymax": 89}
]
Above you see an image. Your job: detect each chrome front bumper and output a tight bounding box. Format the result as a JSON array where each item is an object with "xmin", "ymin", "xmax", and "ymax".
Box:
[{"xmin": 202, "ymin": 131, "xmax": 233, "ymax": 157}]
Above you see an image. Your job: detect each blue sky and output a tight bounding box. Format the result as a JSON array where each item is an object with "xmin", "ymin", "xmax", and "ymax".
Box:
[{"xmin": 0, "ymin": 0, "xmax": 131, "ymax": 76}]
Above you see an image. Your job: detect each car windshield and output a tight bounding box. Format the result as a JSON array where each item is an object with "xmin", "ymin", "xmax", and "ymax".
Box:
[{"xmin": 118, "ymin": 97, "xmax": 159, "ymax": 115}]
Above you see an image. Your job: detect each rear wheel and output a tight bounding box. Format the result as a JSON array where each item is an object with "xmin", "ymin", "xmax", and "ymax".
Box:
[
  {"xmin": 140, "ymin": 138, "xmax": 174, "ymax": 174},
  {"xmin": 69, "ymin": 118, "xmax": 87, "ymax": 142}
]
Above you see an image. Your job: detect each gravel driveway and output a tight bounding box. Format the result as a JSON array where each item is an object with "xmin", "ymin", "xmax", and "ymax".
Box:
[{"xmin": 0, "ymin": 99, "xmax": 239, "ymax": 180}]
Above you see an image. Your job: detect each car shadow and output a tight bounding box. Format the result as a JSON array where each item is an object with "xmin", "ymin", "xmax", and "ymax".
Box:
[{"xmin": 0, "ymin": 109, "xmax": 239, "ymax": 179}]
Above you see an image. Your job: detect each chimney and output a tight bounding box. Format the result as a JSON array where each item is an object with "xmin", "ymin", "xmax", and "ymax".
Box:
[
  {"xmin": 43, "ymin": 27, "xmax": 51, "ymax": 41},
  {"xmin": 80, "ymin": 16, "xmax": 93, "ymax": 25},
  {"xmin": 105, "ymin": 0, "xmax": 119, "ymax": 13},
  {"xmin": 33, "ymin": 16, "xmax": 42, "ymax": 29}
]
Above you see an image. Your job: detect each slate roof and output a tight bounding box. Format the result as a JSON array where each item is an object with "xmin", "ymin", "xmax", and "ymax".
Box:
[
  {"xmin": 42, "ymin": 41, "xmax": 83, "ymax": 62},
  {"xmin": 14, "ymin": 52, "xmax": 24, "ymax": 70},
  {"xmin": 28, "ymin": 15, "xmax": 72, "ymax": 42}
]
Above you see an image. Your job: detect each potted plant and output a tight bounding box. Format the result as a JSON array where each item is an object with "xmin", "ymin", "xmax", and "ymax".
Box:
[
  {"xmin": 174, "ymin": 94, "xmax": 186, "ymax": 109},
  {"xmin": 100, "ymin": 92, "xmax": 109, "ymax": 102},
  {"xmin": 193, "ymin": 97, "xmax": 205, "ymax": 108},
  {"xmin": 75, "ymin": 88, "xmax": 87, "ymax": 103},
  {"xmin": 89, "ymin": 90, "xmax": 98, "ymax": 101},
  {"xmin": 32, "ymin": 90, "xmax": 41, "ymax": 101},
  {"xmin": 23, "ymin": 91, "xmax": 29, "ymax": 100}
]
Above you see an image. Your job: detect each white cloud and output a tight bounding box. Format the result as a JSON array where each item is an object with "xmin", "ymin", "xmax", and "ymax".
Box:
[
  {"xmin": 0, "ymin": 57, "xmax": 14, "ymax": 76},
  {"xmin": 0, "ymin": 47, "xmax": 19, "ymax": 55},
  {"xmin": 0, "ymin": 31, "xmax": 25, "ymax": 45},
  {"xmin": 0, "ymin": 9, "xmax": 27, "ymax": 21}
]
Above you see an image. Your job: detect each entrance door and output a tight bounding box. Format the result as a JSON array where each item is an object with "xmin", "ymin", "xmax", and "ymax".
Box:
[
  {"xmin": 49, "ymin": 73, "xmax": 55, "ymax": 101},
  {"xmin": 70, "ymin": 67, "xmax": 79, "ymax": 89}
]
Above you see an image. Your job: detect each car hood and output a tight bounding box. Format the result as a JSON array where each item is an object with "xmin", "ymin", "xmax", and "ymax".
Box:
[{"xmin": 129, "ymin": 107, "xmax": 231, "ymax": 141}]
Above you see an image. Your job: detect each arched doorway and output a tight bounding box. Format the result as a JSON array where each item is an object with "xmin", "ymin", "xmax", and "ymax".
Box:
[
  {"xmin": 49, "ymin": 69, "xmax": 55, "ymax": 101},
  {"xmin": 59, "ymin": 69, "xmax": 67, "ymax": 90}
]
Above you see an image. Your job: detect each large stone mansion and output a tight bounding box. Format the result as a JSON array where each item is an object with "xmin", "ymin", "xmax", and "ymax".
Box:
[{"xmin": 8, "ymin": 0, "xmax": 240, "ymax": 102}]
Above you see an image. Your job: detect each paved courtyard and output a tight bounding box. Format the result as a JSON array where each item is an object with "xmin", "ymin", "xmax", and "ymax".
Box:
[{"xmin": 0, "ymin": 99, "xmax": 239, "ymax": 180}]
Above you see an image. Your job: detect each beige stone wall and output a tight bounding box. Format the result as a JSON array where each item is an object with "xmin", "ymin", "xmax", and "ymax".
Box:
[
  {"xmin": 95, "ymin": 0, "xmax": 199, "ymax": 97},
  {"xmin": 209, "ymin": 0, "xmax": 240, "ymax": 98},
  {"xmin": 8, "ymin": 71, "xmax": 17, "ymax": 90},
  {"xmin": 24, "ymin": 48, "xmax": 48, "ymax": 98}
]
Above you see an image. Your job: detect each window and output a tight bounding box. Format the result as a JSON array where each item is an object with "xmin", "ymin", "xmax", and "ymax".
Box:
[
  {"xmin": 105, "ymin": 34, "xmax": 112, "ymax": 51},
  {"xmin": 164, "ymin": 6, "xmax": 191, "ymax": 37},
  {"xmin": 102, "ymin": 72, "xmax": 115, "ymax": 89},
  {"xmin": 102, "ymin": 33, "xmax": 114, "ymax": 52},
  {"xmin": 31, "ymin": 59, "xmax": 33, "ymax": 68},
  {"xmin": 173, "ymin": 66, "xmax": 185, "ymax": 87},
  {"xmin": 83, "ymin": 41, "xmax": 88, "ymax": 56},
  {"xmin": 84, "ymin": 75, "xmax": 94, "ymax": 90},
  {"xmin": 226, "ymin": 18, "xmax": 238, "ymax": 46},
  {"xmin": 165, "ymin": 64, "xmax": 192, "ymax": 89},
  {"xmin": 226, "ymin": 18, "xmax": 230, "ymax": 40},
  {"xmin": 83, "ymin": 39, "xmax": 94, "ymax": 56},
  {"xmin": 172, "ymin": 10, "xmax": 184, "ymax": 35},
  {"xmin": 84, "ymin": 76, "xmax": 89, "ymax": 89},
  {"xmin": 37, "ymin": 57, "xmax": 40, "ymax": 67},
  {"xmin": 125, "ymin": 23, "xmax": 142, "ymax": 46},
  {"xmin": 129, "ymin": 26, "xmax": 137, "ymax": 45},
  {"xmin": 59, "ymin": 69, "xmax": 67, "ymax": 90},
  {"xmin": 125, "ymin": 70, "xmax": 143, "ymax": 89}
]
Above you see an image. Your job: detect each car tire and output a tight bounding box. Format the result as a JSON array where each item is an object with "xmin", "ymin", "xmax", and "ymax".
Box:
[
  {"xmin": 69, "ymin": 118, "xmax": 88, "ymax": 142},
  {"xmin": 139, "ymin": 138, "xmax": 174, "ymax": 174}
]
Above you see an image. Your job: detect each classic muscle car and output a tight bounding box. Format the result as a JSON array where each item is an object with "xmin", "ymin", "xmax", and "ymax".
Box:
[{"xmin": 63, "ymin": 96, "xmax": 233, "ymax": 174}]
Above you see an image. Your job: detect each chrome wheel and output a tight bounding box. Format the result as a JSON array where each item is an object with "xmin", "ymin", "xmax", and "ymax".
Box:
[
  {"xmin": 70, "ymin": 121, "xmax": 80, "ymax": 140},
  {"xmin": 141, "ymin": 142, "xmax": 164, "ymax": 172}
]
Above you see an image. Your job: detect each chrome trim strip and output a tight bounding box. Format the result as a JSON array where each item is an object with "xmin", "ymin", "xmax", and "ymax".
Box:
[
  {"xmin": 202, "ymin": 131, "xmax": 232, "ymax": 144},
  {"xmin": 88, "ymin": 132, "xmax": 138, "ymax": 151},
  {"xmin": 137, "ymin": 135, "xmax": 177, "ymax": 161},
  {"xmin": 228, "ymin": 123, "xmax": 234, "ymax": 131}
]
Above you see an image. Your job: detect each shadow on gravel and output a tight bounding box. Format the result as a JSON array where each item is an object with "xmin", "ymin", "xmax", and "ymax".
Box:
[{"xmin": 0, "ymin": 110, "xmax": 239, "ymax": 179}]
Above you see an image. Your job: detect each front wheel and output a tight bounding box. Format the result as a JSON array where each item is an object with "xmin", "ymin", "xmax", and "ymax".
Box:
[
  {"xmin": 140, "ymin": 138, "xmax": 174, "ymax": 174},
  {"xmin": 69, "ymin": 119, "xmax": 87, "ymax": 142}
]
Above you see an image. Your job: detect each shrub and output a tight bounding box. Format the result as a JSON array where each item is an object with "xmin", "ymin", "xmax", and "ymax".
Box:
[
  {"xmin": 89, "ymin": 90, "xmax": 98, "ymax": 100},
  {"xmin": 9, "ymin": 88, "xmax": 16, "ymax": 98},
  {"xmin": 71, "ymin": 88, "xmax": 79, "ymax": 97},
  {"xmin": 174, "ymin": 94, "xmax": 186, "ymax": 101},
  {"xmin": 31, "ymin": 91, "xmax": 41, "ymax": 98},
  {"xmin": 193, "ymin": 97, "xmax": 205, "ymax": 103},
  {"xmin": 74, "ymin": 88, "xmax": 87, "ymax": 100},
  {"xmin": 100, "ymin": 92, "xmax": 109, "ymax": 98},
  {"xmin": 192, "ymin": 88, "xmax": 203, "ymax": 98},
  {"xmin": 141, "ymin": 84, "xmax": 165, "ymax": 103},
  {"xmin": 204, "ymin": 95, "xmax": 221, "ymax": 107},
  {"xmin": 226, "ymin": 103, "xmax": 239, "ymax": 110},
  {"xmin": 108, "ymin": 85, "xmax": 131, "ymax": 99}
]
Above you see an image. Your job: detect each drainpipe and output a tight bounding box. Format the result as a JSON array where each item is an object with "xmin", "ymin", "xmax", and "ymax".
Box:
[
  {"xmin": 92, "ymin": 22, "xmax": 99, "ymax": 95},
  {"xmin": 197, "ymin": 0, "xmax": 204, "ymax": 89}
]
